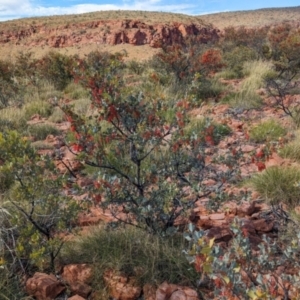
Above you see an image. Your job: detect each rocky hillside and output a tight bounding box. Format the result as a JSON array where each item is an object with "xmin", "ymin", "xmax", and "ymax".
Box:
[
  {"xmin": 0, "ymin": 19, "xmax": 219, "ymax": 48},
  {"xmin": 1, "ymin": 7, "xmax": 300, "ymax": 61}
]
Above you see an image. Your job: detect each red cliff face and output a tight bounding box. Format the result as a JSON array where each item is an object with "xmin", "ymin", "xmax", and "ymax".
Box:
[{"xmin": 0, "ymin": 19, "xmax": 219, "ymax": 48}]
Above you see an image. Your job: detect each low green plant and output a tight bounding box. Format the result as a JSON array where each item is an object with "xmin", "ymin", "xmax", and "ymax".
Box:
[
  {"xmin": 220, "ymin": 92, "xmax": 238, "ymax": 103},
  {"xmin": 0, "ymin": 130, "xmax": 80, "ymax": 272},
  {"xmin": 223, "ymin": 46, "xmax": 258, "ymax": 78},
  {"xmin": 0, "ymin": 165, "xmax": 14, "ymax": 193},
  {"xmin": 184, "ymin": 118, "xmax": 231, "ymax": 145},
  {"xmin": 249, "ymin": 119, "xmax": 286, "ymax": 143},
  {"xmin": 229, "ymin": 60, "xmax": 272, "ymax": 110},
  {"xmin": 61, "ymin": 226, "xmax": 197, "ymax": 288},
  {"xmin": 0, "ymin": 205, "xmax": 25, "ymax": 299},
  {"xmin": 71, "ymin": 98, "xmax": 91, "ymax": 116},
  {"xmin": 37, "ymin": 51, "xmax": 75, "ymax": 90},
  {"xmin": 188, "ymin": 76, "xmax": 225, "ymax": 102},
  {"xmin": 48, "ymin": 106, "xmax": 66, "ymax": 123},
  {"xmin": 228, "ymin": 88, "xmax": 263, "ymax": 110},
  {"xmin": 64, "ymin": 82, "xmax": 89, "ymax": 100},
  {"xmin": 23, "ymin": 100, "xmax": 53, "ymax": 120},
  {"xmin": 184, "ymin": 221, "xmax": 300, "ymax": 299},
  {"xmin": 31, "ymin": 140, "xmax": 55, "ymax": 150},
  {"xmin": 249, "ymin": 166, "xmax": 300, "ymax": 208},
  {"xmin": 0, "ymin": 107, "xmax": 27, "ymax": 131},
  {"xmin": 27, "ymin": 124, "xmax": 60, "ymax": 141},
  {"xmin": 279, "ymin": 131, "xmax": 300, "ymax": 161}
]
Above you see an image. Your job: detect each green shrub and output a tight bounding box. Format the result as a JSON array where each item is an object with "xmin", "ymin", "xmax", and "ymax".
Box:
[
  {"xmin": 280, "ymin": 132, "xmax": 300, "ymax": 161},
  {"xmin": 249, "ymin": 119, "xmax": 286, "ymax": 143},
  {"xmin": 27, "ymin": 124, "xmax": 60, "ymax": 141},
  {"xmin": 0, "ymin": 108, "xmax": 27, "ymax": 131},
  {"xmin": 23, "ymin": 100, "xmax": 53, "ymax": 120},
  {"xmin": 61, "ymin": 226, "xmax": 197, "ymax": 288},
  {"xmin": 184, "ymin": 221, "xmax": 300, "ymax": 299},
  {"xmin": 0, "ymin": 165, "xmax": 14, "ymax": 193},
  {"xmin": 221, "ymin": 92, "xmax": 238, "ymax": 103},
  {"xmin": 72, "ymin": 98, "xmax": 91, "ymax": 116},
  {"xmin": 223, "ymin": 46, "xmax": 258, "ymax": 78},
  {"xmin": 48, "ymin": 106, "xmax": 66, "ymax": 123},
  {"xmin": 185, "ymin": 118, "xmax": 231, "ymax": 144},
  {"xmin": 38, "ymin": 51, "xmax": 75, "ymax": 90},
  {"xmin": 31, "ymin": 141, "xmax": 55, "ymax": 150},
  {"xmin": 189, "ymin": 76, "xmax": 225, "ymax": 101},
  {"xmin": 64, "ymin": 82, "xmax": 89, "ymax": 100},
  {"xmin": 249, "ymin": 166, "xmax": 300, "ymax": 208},
  {"xmin": 229, "ymin": 60, "xmax": 272, "ymax": 110},
  {"xmin": 229, "ymin": 89, "xmax": 263, "ymax": 110}
]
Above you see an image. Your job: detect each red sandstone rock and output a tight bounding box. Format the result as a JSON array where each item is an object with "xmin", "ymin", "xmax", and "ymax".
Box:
[
  {"xmin": 209, "ymin": 213, "xmax": 225, "ymax": 220},
  {"xmin": 241, "ymin": 145, "xmax": 255, "ymax": 153},
  {"xmin": 143, "ymin": 283, "xmax": 156, "ymax": 300},
  {"xmin": 68, "ymin": 295, "xmax": 86, "ymax": 300},
  {"xmin": 26, "ymin": 272, "xmax": 66, "ymax": 300},
  {"xmin": 206, "ymin": 226, "xmax": 233, "ymax": 242},
  {"xmin": 103, "ymin": 270, "xmax": 142, "ymax": 300},
  {"xmin": 253, "ymin": 219, "xmax": 274, "ymax": 232},
  {"xmin": 156, "ymin": 282, "xmax": 199, "ymax": 300},
  {"xmin": 222, "ymin": 201, "xmax": 237, "ymax": 215},
  {"xmin": 69, "ymin": 281, "xmax": 92, "ymax": 298},
  {"xmin": 62, "ymin": 264, "xmax": 93, "ymax": 285},
  {"xmin": 237, "ymin": 201, "xmax": 255, "ymax": 217}
]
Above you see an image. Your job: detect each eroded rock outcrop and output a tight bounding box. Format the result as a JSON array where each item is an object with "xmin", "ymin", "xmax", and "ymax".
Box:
[{"xmin": 0, "ymin": 20, "xmax": 219, "ymax": 48}]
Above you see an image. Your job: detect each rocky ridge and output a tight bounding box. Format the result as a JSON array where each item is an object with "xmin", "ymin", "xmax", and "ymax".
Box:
[{"xmin": 0, "ymin": 19, "xmax": 219, "ymax": 48}]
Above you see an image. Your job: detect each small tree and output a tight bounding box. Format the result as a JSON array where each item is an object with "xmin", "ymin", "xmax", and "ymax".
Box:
[
  {"xmin": 265, "ymin": 27, "xmax": 300, "ymax": 126},
  {"xmin": 63, "ymin": 51, "xmax": 237, "ymax": 235},
  {"xmin": 0, "ymin": 131, "xmax": 79, "ymax": 272}
]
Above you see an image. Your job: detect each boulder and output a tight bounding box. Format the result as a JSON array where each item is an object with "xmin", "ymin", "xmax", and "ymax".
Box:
[
  {"xmin": 68, "ymin": 296, "xmax": 86, "ymax": 300},
  {"xmin": 206, "ymin": 226, "xmax": 233, "ymax": 243},
  {"xmin": 253, "ymin": 219, "xmax": 275, "ymax": 233},
  {"xmin": 237, "ymin": 201, "xmax": 255, "ymax": 217},
  {"xmin": 26, "ymin": 272, "xmax": 66, "ymax": 300},
  {"xmin": 103, "ymin": 270, "xmax": 142, "ymax": 300},
  {"xmin": 69, "ymin": 281, "xmax": 92, "ymax": 298},
  {"xmin": 62, "ymin": 264, "xmax": 93, "ymax": 285},
  {"xmin": 143, "ymin": 283, "xmax": 156, "ymax": 300},
  {"xmin": 156, "ymin": 282, "xmax": 199, "ymax": 300}
]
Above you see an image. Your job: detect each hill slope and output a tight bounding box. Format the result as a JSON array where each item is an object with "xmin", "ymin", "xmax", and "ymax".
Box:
[{"xmin": 0, "ymin": 7, "xmax": 300, "ymax": 61}]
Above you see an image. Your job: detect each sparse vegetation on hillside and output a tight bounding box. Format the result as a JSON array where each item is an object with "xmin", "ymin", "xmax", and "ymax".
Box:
[{"xmin": 1, "ymin": 7, "xmax": 300, "ymax": 299}]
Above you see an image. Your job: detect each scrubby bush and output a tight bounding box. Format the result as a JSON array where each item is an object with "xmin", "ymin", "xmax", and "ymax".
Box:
[
  {"xmin": 184, "ymin": 221, "xmax": 300, "ymax": 299},
  {"xmin": 222, "ymin": 46, "xmax": 258, "ymax": 78},
  {"xmin": 249, "ymin": 166, "xmax": 300, "ymax": 208},
  {"xmin": 37, "ymin": 51, "xmax": 75, "ymax": 90},
  {"xmin": 27, "ymin": 124, "xmax": 60, "ymax": 141},
  {"xmin": 63, "ymin": 51, "xmax": 240, "ymax": 236},
  {"xmin": 0, "ymin": 131, "xmax": 80, "ymax": 272},
  {"xmin": 249, "ymin": 119, "xmax": 286, "ymax": 143},
  {"xmin": 48, "ymin": 106, "xmax": 65, "ymax": 123},
  {"xmin": 23, "ymin": 100, "xmax": 53, "ymax": 120},
  {"xmin": 0, "ymin": 107, "xmax": 27, "ymax": 131},
  {"xmin": 184, "ymin": 118, "xmax": 231, "ymax": 145},
  {"xmin": 64, "ymin": 81, "xmax": 89, "ymax": 100},
  {"xmin": 228, "ymin": 60, "xmax": 272, "ymax": 110},
  {"xmin": 279, "ymin": 131, "xmax": 300, "ymax": 161}
]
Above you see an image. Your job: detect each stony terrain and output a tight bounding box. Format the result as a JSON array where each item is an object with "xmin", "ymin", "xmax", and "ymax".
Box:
[
  {"xmin": 0, "ymin": 6, "xmax": 300, "ymax": 61},
  {"xmin": 2, "ymin": 6, "xmax": 300, "ymax": 300}
]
